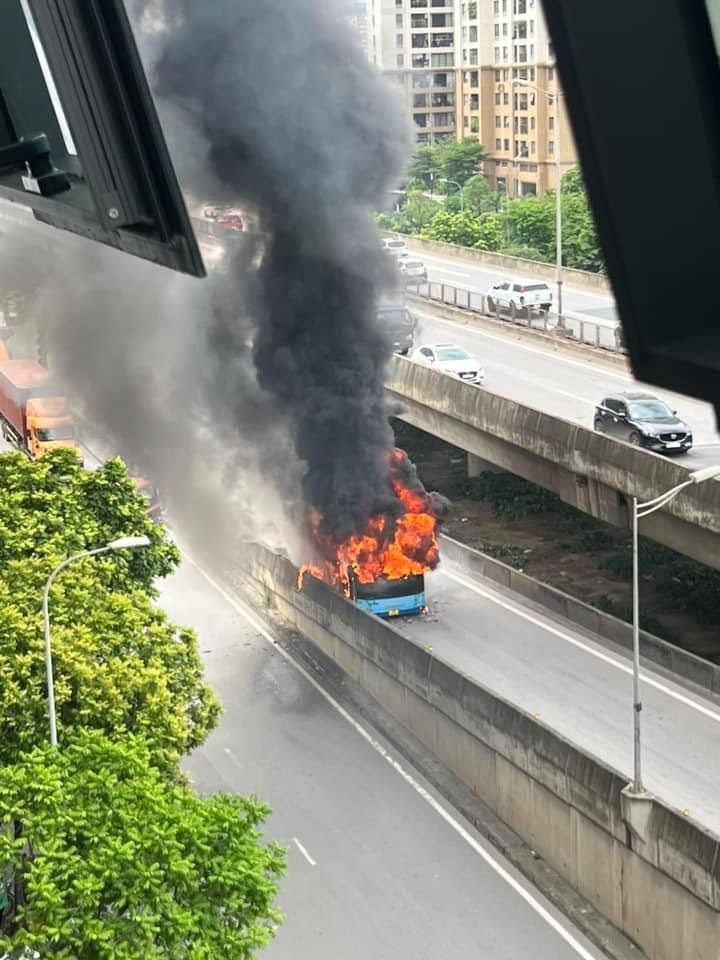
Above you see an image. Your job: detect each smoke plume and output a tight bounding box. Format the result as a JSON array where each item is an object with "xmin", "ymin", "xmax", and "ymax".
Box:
[
  {"xmin": 147, "ymin": 0, "xmax": 410, "ymax": 543},
  {"xmin": 1, "ymin": 0, "xmax": 413, "ymax": 559}
]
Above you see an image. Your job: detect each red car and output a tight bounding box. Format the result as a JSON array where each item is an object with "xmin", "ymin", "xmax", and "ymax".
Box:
[{"xmin": 217, "ymin": 213, "xmax": 244, "ymax": 231}]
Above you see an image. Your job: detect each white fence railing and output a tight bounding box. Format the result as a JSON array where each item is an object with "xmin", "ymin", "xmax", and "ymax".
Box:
[{"xmin": 405, "ymin": 279, "xmax": 625, "ymax": 353}]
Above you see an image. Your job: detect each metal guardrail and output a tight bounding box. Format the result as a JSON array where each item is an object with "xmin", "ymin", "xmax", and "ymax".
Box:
[{"xmin": 405, "ymin": 279, "xmax": 625, "ymax": 354}]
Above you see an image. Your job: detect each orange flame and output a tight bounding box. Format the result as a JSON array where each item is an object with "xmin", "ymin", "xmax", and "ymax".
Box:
[{"xmin": 299, "ymin": 449, "xmax": 439, "ymax": 592}]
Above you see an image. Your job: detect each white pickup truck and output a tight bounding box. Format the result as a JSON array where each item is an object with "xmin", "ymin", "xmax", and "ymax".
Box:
[{"xmin": 486, "ymin": 278, "xmax": 552, "ymax": 318}]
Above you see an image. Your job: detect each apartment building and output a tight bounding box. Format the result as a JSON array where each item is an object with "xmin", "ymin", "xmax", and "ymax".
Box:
[
  {"xmin": 457, "ymin": 0, "xmax": 576, "ymax": 196},
  {"xmin": 362, "ymin": 0, "xmax": 576, "ymax": 194},
  {"xmin": 375, "ymin": 0, "xmax": 461, "ymax": 146},
  {"xmin": 346, "ymin": 0, "xmax": 379, "ymax": 64}
]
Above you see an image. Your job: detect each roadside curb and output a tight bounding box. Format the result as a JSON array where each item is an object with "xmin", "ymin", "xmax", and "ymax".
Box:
[{"xmin": 408, "ymin": 293, "xmax": 629, "ymax": 372}]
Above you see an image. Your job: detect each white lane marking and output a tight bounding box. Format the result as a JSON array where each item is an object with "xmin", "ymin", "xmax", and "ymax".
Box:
[
  {"xmin": 439, "ymin": 566, "xmax": 720, "ymax": 724},
  {"xmin": 429, "ymin": 267, "xmax": 472, "ymax": 280},
  {"xmin": 223, "ymin": 746, "xmax": 244, "ymax": 769},
  {"xmin": 293, "ymin": 837, "xmax": 317, "ymax": 867},
  {"xmin": 182, "ymin": 551, "xmax": 600, "ymax": 959}
]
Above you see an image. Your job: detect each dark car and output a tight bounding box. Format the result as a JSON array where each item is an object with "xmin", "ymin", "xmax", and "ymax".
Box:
[
  {"xmin": 593, "ymin": 392, "xmax": 693, "ymax": 454},
  {"xmin": 376, "ymin": 304, "xmax": 416, "ymax": 355}
]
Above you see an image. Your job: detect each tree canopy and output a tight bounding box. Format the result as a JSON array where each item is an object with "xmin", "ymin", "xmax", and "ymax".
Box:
[
  {"xmin": 407, "ymin": 139, "xmax": 485, "ymax": 190},
  {"xmin": 0, "ymin": 449, "xmax": 283, "ymax": 953},
  {"xmin": 0, "ymin": 450, "xmax": 220, "ymax": 768},
  {"xmin": 0, "ymin": 732, "xmax": 285, "ymax": 959}
]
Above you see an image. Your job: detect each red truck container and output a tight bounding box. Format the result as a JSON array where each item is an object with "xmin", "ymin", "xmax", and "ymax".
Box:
[{"xmin": 0, "ymin": 359, "xmax": 79, "ymax": 459}]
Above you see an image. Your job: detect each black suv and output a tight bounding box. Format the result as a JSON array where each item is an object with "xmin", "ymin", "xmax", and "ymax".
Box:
[
  {"xmin": 376, "ymin": 303, "xmax": 416, "ymax": 355},
  {"xmin": 594, "ymin": 392, "xmax": 693, "ymax": 454}
]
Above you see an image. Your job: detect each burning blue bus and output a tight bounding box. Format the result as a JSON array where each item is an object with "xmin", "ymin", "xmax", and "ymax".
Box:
[{"xmin": 347, "ymin": 568, "xmax": 426, "ymax": 618}]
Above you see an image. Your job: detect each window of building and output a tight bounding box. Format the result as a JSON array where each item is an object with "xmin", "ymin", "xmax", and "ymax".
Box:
[
  {"xmin": 504, "ymin": 138, "xmax": 509, "ymax": 150},
  {"xmin": 529, "ymin": 19, "xmax": 534, "ymax": 36},
  {"xmin": 495, "ymin": 115, "xmax": 501, "ymax": 127},
  {"xmin": 494, "ymin": 23, "xmax": 500, "ymax": 38},
  {"xmin": 469, "ymin": 50, "xmax": 478, "ymax": 65},
  {"xmin": 431, "ymin": 32, "xmax": 453, "ymax": 47},
  {"xmin": 503, "ymin": 115, "xmax": 510, "ymax": 127},
  {"xmin": 495, "ymin": 91, "xmax": 501, "ymax": 105},
  {"xmin": 503, "ymin": 22, "xmax": 508, "ymax": 36},
  {"xmin": 530, "ymin": 116, "xmax": 535, "ymax": 129},
  {"xmin": 530, "ymin": 140, "xmax": 536, "ymax": 153},
  {"xmin": 548, "ymin": 140, "xmax": 555, "ymax": 154},
  {"xmin": 470, "ymin": 70, "xmax": 479, "ymax": 87},
  {"xmin": 514, "ymin": 92, "xmax": 528, "ymax": 110},
  {"xmin": 529, "ymin": 67, "xmax": 535, "ymax": 80},
  {"xmin": 414, "ymin": 113, "xmax": 428, "ymax": 128},
  {"xmin": 412, "ymin": 33, "xmax": 429, "ymax": 47},
  {"xmin": 529, "ymin": 43, "xmax": 534, "ymax": 59},
  {"xmin": 412, "ymin": 73, "xmax": 431, "ymax": 87},
  {"xmin": 503, "ymin": 68, "xmax": 509, "ymax": 80},
  {"xmin": 470, "ymin": 25, "xmax": 477, "ymax": 41},
  {"xmin": 497, "ymin": 177, "xmax": 506, "ymax": 191},
  {"xmin": 513, "ymin": 22, "xmax": 527, "ymax": 39},
  {"xmin": 434, "ymin": 112, "xmax": 452, "ymax": 127},
  {"xmin": 494, "ymin": 46, "xmax": 500, "ymax": 62},
  {"xmin": 503, "ymin": 91, "xmax": 509, "ymax": 104},
  {"xmin": 515, "ymin": 0, "xmax": 527, "ymax": 13},
  {"xmin": 515, "ymin": 43, "xmax": 527, "ymax": 62},
  {"xmin": 470, "ymin": 93, "xmax": 479, "ymax": 109},
  {"xmin": 396, "ymin": 13, "xmax": 403, "ymax": 27},
  {"xmin": 548, "ymin": 115, "xmax": 555, "ymax": 130},
  {"xmin": 502, "ymin": 0, "xmax": 507, "ymax": 11},
  {"xmin": 396, "ymin": 0, "xmax": 402, "ymax": 6},
  {"xmin": 417, "ymin": 133, "xmax": 431, "ymax": 145},
  {"xmin": 502, "ymin": 45, "xmax": 508, "ymax": 62},
  {"xmin": 433, "ymin": 72, "xmax": 451, "ymax": 87},
  {"xmin": 493, "ymin": 0, "xmax": 499, "ymax": 13},
  {"xmin": 397, "ymin": 54, "xmax": 405, "ymax": 66},
  {"xmin": 414, "ymin": 93, "xmax": 428, "ymax": 107},
  {"xmin": 464, "ymin": 116, "xmax": 469, "ymax": 128},
  {"xmin": 432, "ymin": 13, "xmax": 451, "ymax": 27},
  {"xmin": 495, "ymin": 138, "xmax": 502, "ymax": 150},
  {"xmin": 431, "ymin": 52, "xmax": 454, "ymax": 66},
  {"xmin": 411, "ymin": 14, "xmax": 428, "ymax": 27},
  {"xmin": 432, "ymin": 91, "xmax": 455, "ymax": 107},
  {"xmin": 495, "ymin": 69, "xmax": 501, "ymax": 81},
  {"xmin": 470, "ymin": 116, "xmax": 479, "ymax": 132}
]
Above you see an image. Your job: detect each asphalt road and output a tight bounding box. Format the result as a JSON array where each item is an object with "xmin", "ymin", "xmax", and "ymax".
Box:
[
  {"xmin": 406, "ymin": 240, "xmax": 619, "ymax": 326},
  {"xmin": 157, "ymin": 551, "xmax": 606, "ymax": 960},
  {"xmin": 410, "ymin": 301, "xmax": 720, "ymax": 469},
  {"xmin": 403, "ymin": 559, "xmax": 720, "ymax": 835}
]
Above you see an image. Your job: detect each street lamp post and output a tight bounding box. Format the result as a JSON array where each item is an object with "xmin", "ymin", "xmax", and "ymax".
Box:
[
  {"xmin": 628, "ymin": 465, "xmax": 720, "ymax": 794},
  {"xmin": 42, "ymin": 535, "xmax": 151, "ymax": 748},
  {"xmin": 513, "ymin": 77, "xmax": 564, "ymax": 326},
  {"xmin": 439, "ymin": 178, "xmax": 464, "ymax": 213}
]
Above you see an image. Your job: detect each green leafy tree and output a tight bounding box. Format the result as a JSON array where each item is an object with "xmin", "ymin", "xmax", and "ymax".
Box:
[
  {"xmin": 392, "ymin": 192, "xmax": 441, "ymax": 234},
  {"xmin": 500, "ymin": 194, "xmax": 556, "ymax": 260},
  {"xmin": 561, "ymin": 165, "xmax": 586, "ymax": 194},
  {"xmin": 445, "ymin": 174, "xmax": 497, "ymax": 217},
  {"xmin": 407, "ymin": 145, "xmax": 441, "ymax": 188},
  {"xmin": 436, "ymin": 139, "xmax": 485, "ymax": 187},
  {"xmin": 0, "ymin": 732, "xmax": 285, "ymax": 958},
  {"xmin": 0, "ymin": 450, "xmax": 220, "ymax": 767},
  {"xmin": 423, "ymin": 210, "xmax": 500, "ymax": 251}
]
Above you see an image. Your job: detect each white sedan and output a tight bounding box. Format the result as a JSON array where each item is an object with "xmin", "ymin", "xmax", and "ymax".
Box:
[
  {"xmin": 397, "ymin": 257, "xmax": 428, "ymax": 283},
  {"xmin": 410, "ymin": 343, "xmax": 485, "ymax": 384}
]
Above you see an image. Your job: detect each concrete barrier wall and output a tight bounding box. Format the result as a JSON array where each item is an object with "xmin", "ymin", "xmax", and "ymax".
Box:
[
  {"xmin": 386, "ymin": 355, "xmax": 720, "ymax": 572},
  {"xmin": 406, "ymin": 294, "xmax": 629, "ymax": 372},
  {"xmin": 440, "ymin": 534, "xmax": 720, "ymax": 696},
  {"xmin": 243, "ymin": 542, "xmax": 720, "ymax": 960},
  {"xmin": 382, "ymin": 231, "xmax": 612, "ymax": 295}
]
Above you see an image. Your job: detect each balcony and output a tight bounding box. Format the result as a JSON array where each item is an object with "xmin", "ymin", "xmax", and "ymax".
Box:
[
  {"xmin": 430, "ymin": 33, "xmax": 453, "ymax": 47},
  {"xmin": 411, "ymin": 15, "xmax": 429, "ymax": 28}
]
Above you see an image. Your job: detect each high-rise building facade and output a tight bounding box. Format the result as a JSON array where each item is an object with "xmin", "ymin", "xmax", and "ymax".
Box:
[{"xmin": 366, "ymin": 0, "xmax": 576, "ymax": 194}]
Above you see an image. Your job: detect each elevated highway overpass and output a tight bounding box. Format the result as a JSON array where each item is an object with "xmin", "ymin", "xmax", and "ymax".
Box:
[{"xmin": 386, "ymin": 354, "xmax": 720, "ymax": 571}]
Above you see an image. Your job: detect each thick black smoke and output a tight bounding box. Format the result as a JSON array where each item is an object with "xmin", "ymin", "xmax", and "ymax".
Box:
[{"xmin": 147, "ymin": 0, "xmax": 411, "ymax": 542}]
